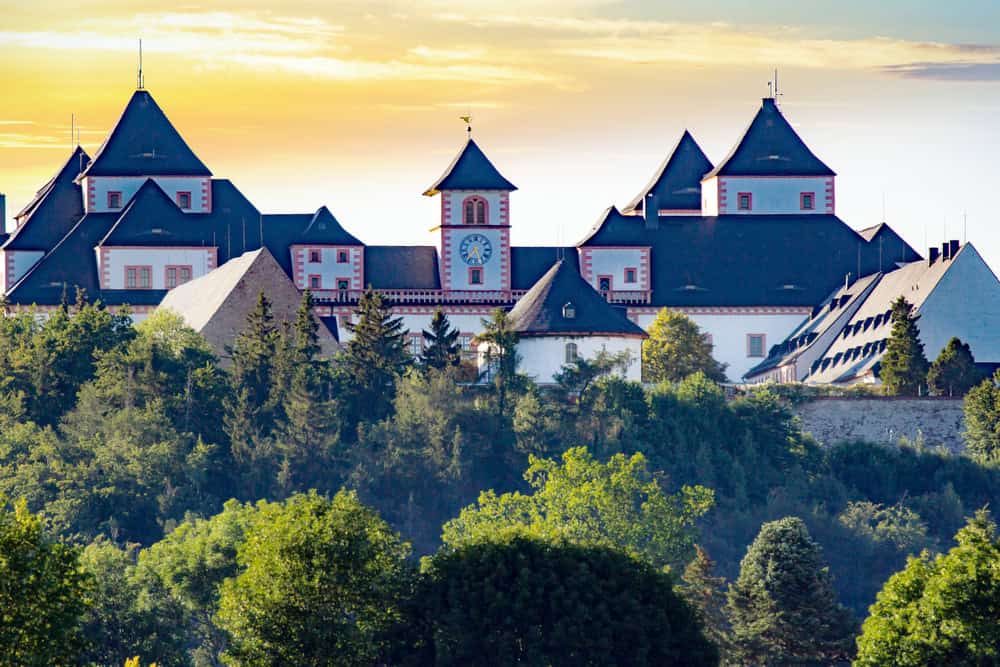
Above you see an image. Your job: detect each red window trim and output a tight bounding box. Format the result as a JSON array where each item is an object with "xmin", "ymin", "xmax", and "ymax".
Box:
[
  {"xmin": 107, "ymin": 191, "xmax": 123, "ymax": 209},
  {"xmin": 597, "ymin": 274, "xmax": 613, "ymax": 292},
  {"xmin": 124, "ymin": 265, "xmax": 152, "ymax": 290},
  {"xmin": 336, "ymin": 249, "xmax": 349, "ymax": 264},
  {"xmin": 308, "ymin": 249, "xmax": 321, "ymax": 263},
  {"xmin": 737, "ymin": 192, "xmax": 752, "ymax": 211},
  {"xmin": 164, "ymin": 265, "xmax": 193, "ymax": 288},
  {"xmin": 308, "ymin": 274, "xmax": 322, "ymax": 289},
  {"xmin": 176, "ymin": 191, "xmax": 192, "ymax": 209},
  {"xmin": 800, "ymin": 192, "xmax": 815, "ymax": 210},
  {"xmin": 624, "ymin": 267, "xmax": 638, "ymax": 284},
  {"xmin": 462, "ymin": 196, "xmax": 489, "ymax": 225},
  {"xmin": 468, "ymin": 266, "xmax": 484, "ymax": 285},
  {"xmin": 746, "ymin": 333, "xmax": 766, "ymax": 357}
]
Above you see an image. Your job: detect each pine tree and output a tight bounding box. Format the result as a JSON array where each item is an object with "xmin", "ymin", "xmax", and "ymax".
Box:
[
  {"xmin": 642, "ymin": 308, "xmax": 728, "ymax": 384},
  {"xmin": 727, "ymin": 517, "xmax": 855, "ymax": 665},
  {"xmin": 421, "ymin": 308, "xmax": 461, "ymax": 371},
  {"xmin": 680, "ymin": 545, "xmax": 733, "ymax": 662},
  {"xmin": 879, "ymin": 296, "xmax": 929, "ymax": 396},
  {"xmin": 342, "ymin": 288, "xmax": 410, "ymax": 426},
  {"xmin": 963, "ymin": 370, "xmax": 1000, "ymax": 463},
  {"xmin": 928, "ymin": 337, "xmax": 981, "ymax": 397}
]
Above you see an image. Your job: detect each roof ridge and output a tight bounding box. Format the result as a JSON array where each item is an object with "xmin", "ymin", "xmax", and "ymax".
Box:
[
  {"xmin": 423, "ymin": 137, "xmax": 517, "ymax": 196},
  {"xmin": 624, "ymin": 130, "xmax": 713, "ymax": 213}
]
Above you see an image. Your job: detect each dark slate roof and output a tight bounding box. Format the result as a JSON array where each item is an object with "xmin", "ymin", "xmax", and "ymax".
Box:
[
  {"xmin": 364, "ymin": 246, "xmax": 440, "ymax": 289},
  {"xmin": 857, "ymin": 223, "xmax": 921, "ymax": 270},
  {"xmin": 508, "ymin": 259, "xmax": 646, "ymax": 337},
  {"xmin": 262, "ymin": 213, "xmax": 312, "ymax": 277},
  {"xmin": 623, "ymin": 131, "xmax": 713, "ymax": 213},
  {"xmin": 318, "ymin": 315, "xmax": 340, "ymax": 342},
  {"xmin": 80, "ymin": 90, "xmax": 211, "ymax": 178},
  {"xmin": 295, "ymin": 206, "xmax": 363, "ymax": 246},
  {"xmin": 579, "ymin": 207, "xmax": 919, "ymax": 308},
  {"xmin": 423, "ymin": 138, "xmax": 517, "ymax": 195},
  {"xmin": 99, "ymin": 179, "xmax": 189, "ymax": 246},
  {"xmin": 511, "ymin": 246, "xmax": 579, "ymax": 291},
  {"xmin": 4, "ymin": 147, "xmax": 89, "ymax": 251},
  {"xmin": 705, "ymin": 98, "xmax": 835, "ymax": 178}
]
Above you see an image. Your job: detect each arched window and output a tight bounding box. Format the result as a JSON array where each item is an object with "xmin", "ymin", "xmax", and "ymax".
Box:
[
  {"xmin": 565, "ymin": 342, "xmax": 579, "ymax": 364},
  {"xmin": 463, "ymin": 196, "xmax": 488, "ymax": 225}
]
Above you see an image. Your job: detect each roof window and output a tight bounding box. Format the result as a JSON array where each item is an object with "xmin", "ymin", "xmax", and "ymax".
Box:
[{"xmin": 562, "ymin": 302, "xmax": 576, "ymax": 319}]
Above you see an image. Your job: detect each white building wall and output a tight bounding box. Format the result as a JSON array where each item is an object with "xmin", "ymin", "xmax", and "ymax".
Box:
[
  {"xmin": 442, "ymin": 190, "xmax": 507, "ymax": 226},
  {"xmin": 632, "ymin": 310, "xmax": 808, "ymax": 381},
  {"xmin": 701, "ymin": 177, "xmax": 719, "ymax": 216},
  {"xmin": 442, "ymin": 227, "xmax": 508, "ymax": 291},
  {"xmin": 85, "ymin": 176, "xmax": 211, "ymax": 213},
  {"xmin": 334, "ymin": 310, "xmax": 487, "ymax": 347},
  {"xmin": 98, "ymin": 247, "xmax": 216, "ymax": 290},
  {"xmin": 716, "ymin": 176, "xmax": 834, "ymax": 215},
  {"xmin": 292, "ymin": 246, "xmax": 363, "ymax": 291},
  {"xmin": 580, "ymin": 247, "xmax": 650, "ymax": 292},
  {"xmin": 514, "ymin": 336, "xmax": 643, "ymax": 384},
  {"xmin": 2, "ymin": 249, "xmax": 44, "ymax": 291}
]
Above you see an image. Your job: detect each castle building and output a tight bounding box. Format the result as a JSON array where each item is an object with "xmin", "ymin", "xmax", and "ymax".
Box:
[{"xmin": 4, "ymin": 84, "xmax": 963, "ymax": 383}]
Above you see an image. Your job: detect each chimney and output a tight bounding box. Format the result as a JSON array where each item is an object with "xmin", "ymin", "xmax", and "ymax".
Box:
[
  {"xmin": 928, "ymin": 246, "xmax": 940, "ymax": 265},
  {"xmin": 644, "ymin": 192, "xmax": 659, "ymax": 231},
  {"xmin": 0, "ymin": 193, "xmax": 5, "ymax": 235},
  {"xmin": 942, "ymin": 242, "xmax": 950, "ymax": 260},
  {"xmin": 949, "ymin": 239, "xmax": 960, "ymax": 258}
]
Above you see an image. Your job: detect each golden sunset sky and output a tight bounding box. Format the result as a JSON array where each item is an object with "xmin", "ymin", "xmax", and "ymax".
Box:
[{"xmin": 4, "ymin": 1, "xmax": 1000, "ymax": 264}]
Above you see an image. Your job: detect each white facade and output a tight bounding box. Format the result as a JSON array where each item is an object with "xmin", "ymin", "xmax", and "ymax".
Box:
[
  {"xmin": 438, "ymin": 189, "xmax": 511, "ymax": 292},
  {"xmin": 97, "ymin": 247, "xmax": 217, "ymax": 290},
  {"xmin": 441, "ymin": 190, "xmax": 509, "ymax": 226},
  {"xmin": 290, "ymin": 245, "xmax": 363, "ymax": 292},
  {"xmin": 1, "ymin": 250, "xmax": 44, "ymax": 291},
  {"xmin": 701, "ymin": 176, "xmax": 834, "ymax": 216},
  {"xmin": 84, "ymin": 176, "xmax": 211, "ymax": 214},
  {"xmin": 508, "ymin": 335, "xmax": 643, "ymax": 384},
  {"xmin": 579, "ymin": 247, "xmax": 650, "ymax": 294}
]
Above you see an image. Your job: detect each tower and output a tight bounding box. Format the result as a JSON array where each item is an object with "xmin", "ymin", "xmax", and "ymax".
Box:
[{"xmin": 423, "ymin": 136, "xmax": 517, "ymax": 293}]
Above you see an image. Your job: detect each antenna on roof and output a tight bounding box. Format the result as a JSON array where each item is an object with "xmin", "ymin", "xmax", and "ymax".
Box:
[{"xmin": 137, "ymin": 39, "xmax": 144, "ymax": 90}]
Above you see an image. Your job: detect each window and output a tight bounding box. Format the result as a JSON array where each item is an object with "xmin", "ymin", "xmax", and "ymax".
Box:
[
  {"xmin": 562, "ymin": 302, "xmax": 576, "ymax": 319},
  {"xmin": 737, "ymin": 192, "xmax": 752, "ymax": 211},
  {"xmin": 469, "ymin": 267, "xmax": 483, "ymax": 285},
  {"xmin": 107, "ymin": 191, "xmax": 122, "ymax": 209},
  {"xmin": 336, "ymin": 250, "xmax": 349, "ymax": 263},
  {"xmin": 598, "ymin": 275, "xmax": 612, "ymax": 293},
  {"xmin": 309, "ymin": 275, "xmax": 321, "ymax": 289},
  {"xmin": 747, "ymin": 333, "xmax": 766, "ymax": 358},
  {"xmin": 165, "ymin": 265, "xmax": 193, "ymax": 289},
  {"xmin": 624, "ymin": 267, "xmax": 637, "ymax": 284},
  {"xmin": 565, "ymin": 342, "xmax": 579, "ymax": 364},
  {"xmin": 800, "ymin": 192, "xmax": 815, "ymax": 210},
  {"xmin": 125, "ymin": 265, "xmax": 152, "ymax": 289},
  {"xmin": 459, "ymin": 334, "xmax": 473, "ymax": 353},
  {"xmin": 463, "ymin": 196, "xmax": 488, "ymax": 225},
  {"xmin": 409, "ymin": 335, "xmax": 423, "ymax": 357},
  {"xmin": 176, "ymin": 192, "xmax": 192, "ymax": 210},
  {"xmin": 337, "ymin": 279, "xmax": 350, "ymax": 291},
  {"xmin": 308, "ymin": 249, "xmax": 321, "ymax": 263}
]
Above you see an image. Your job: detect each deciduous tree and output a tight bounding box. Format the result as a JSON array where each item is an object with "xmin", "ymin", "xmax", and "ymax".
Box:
[
  {"xmin": 642, "ymin": 308, "xmax": 727, "ymax": 384},
  {"xmin": 928, "ymin": 337, "xmax": 982, "ymax": 397}
]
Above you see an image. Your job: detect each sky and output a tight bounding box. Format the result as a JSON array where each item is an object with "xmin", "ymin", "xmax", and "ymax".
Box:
[{"xmin": 3, "ymin": 1, "xmax": 1000, "ymax": 268}]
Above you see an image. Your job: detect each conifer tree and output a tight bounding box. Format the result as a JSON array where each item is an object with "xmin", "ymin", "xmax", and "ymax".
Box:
[
  {"xmin": 642, "ymin": 308, "xmax": 728, "ymax": 384},
  {"xmin": 421, "ymin": 307, "xmax": 461, "ymax": 371},
  {"xmin": 681, "ymin": 545, "xmax": 733, "ymax": 662},
  {"xmin": 727, "ymin": 517, "xmax": 855, "ymax": 665},
  {"xmin": 879, "ymin": 296, "xmax": 929, "ymax": 396},
  {"xmin": 928, "ymin": 337, "xmax": 981, "ymax": 397},
  {"xmin": 343, "ymin": 288, "xmax": 410, "ymax": 426},
  {"xmin": 963, "ymin": 370, "xmax": 1000, "ymax": 463},
  {"xmin": 475, "ymin": 308, "xmax": 521, "ymax": 417}
]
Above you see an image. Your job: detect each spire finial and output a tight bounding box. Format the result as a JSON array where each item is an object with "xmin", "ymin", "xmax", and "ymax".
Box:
[{"xmin": 137, "ymin": 38, "xmax": 144, "ymax": 90}]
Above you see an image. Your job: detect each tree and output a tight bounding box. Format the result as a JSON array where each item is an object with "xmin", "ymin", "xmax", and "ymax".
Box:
[
  {"xmin": 964, "ymin": 370, "xmax": 1000, "ymax": 463},
  {"xmin": 474, "ymin": 308, "xmax": 521, "ymax": 417},
  {"xmin": 856, "ymin": 511, "xmax": 1000, "ymax": 666},
  {"xmin": 421, "ymin": 308, "xmax": 462, "ymax": 371},
  {"xmin": 441, "ymin": 446, "xmax": 714, "ymax": 571},
  {"xmin": 216, "ymin": 491, "xmax": 414, "ymax": 667},
  {"xmin": 928, "ymin": 337, "xmax": 982, "ymax": 397},
  {"xmin": 642, "ymin": 308, "xmax": 727, "ymax": 384},
  {"xmin": 879, "ymin": 296, "xmax": 929, "ymax": 396},
  {"xmin": 225, "ymin": 291, "xmax": 281, "ymax": 452},
  {"xmin": 727, "ymin": 517, "xmax": 855, "ymax": 665},
  {"xmin": 680, "ymin": 545, "xmax": 733, "ymax": 662},
  {"xmin": 0, "ymin": 496, "xmax": 90, "ymax": 666},
  {"xmin": 342, "ymin": 288, "xmax": 410, "ymax": 427},
  {"xmin": 408, "ymin": 535, "xmax": 717, "ymax": 666}
]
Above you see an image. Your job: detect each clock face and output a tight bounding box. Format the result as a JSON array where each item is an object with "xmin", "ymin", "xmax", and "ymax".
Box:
[{"xmin": 459, "ymin": 233, "xmax": 493, "ymax": 266}]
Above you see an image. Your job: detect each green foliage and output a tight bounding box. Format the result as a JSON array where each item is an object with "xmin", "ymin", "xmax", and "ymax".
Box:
[
  {"xmin": 474, "ymin": 307, "xmax": 521, "ymax": 417},
  {"xmin": 0, "ymin": 495, "xmax": 90, "ymax": 666},
  {"xmin": 421, "ymin": 308, "xmax": 462, "ymax": 371},
  {"xmin": 680, "ymin": 545, "xmax": 733, "ymax": 663},
  {"xmin": 879, "ymin": 296, "xmax": 929, "ymax": 396},
  {"xmin": 441, "ymin": 446, "xmax": 714, "ymax": 571},
  {"xmin": 216, "ymin": 491, "xmax": 414, "ymax": 667},
  {"xmin": 927, "ymin": 336, "xmax": 982, "ymax": 397},
  {"xmin": 727, "ymin": 517, "xmax": 855, "ymax": 666},
  {"xmin": 856, "ymin": 511, "xmax": 1000, "ymax": 666},
  {"xmin": 837, "ymin": 500, "xmax": 932, "ymax": 553},
  {"xmin": 642, "ymin": 307, "xmax": 727, "ymax": 383},
  {"xmin": 410, "ymin": 534, "xmax": 718, "ymax": 666},
  {"xmin": 963, "ymin": 370, "xmax": 1000, "ymax": 463}
]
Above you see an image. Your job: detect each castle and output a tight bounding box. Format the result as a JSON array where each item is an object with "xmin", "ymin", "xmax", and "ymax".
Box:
[{"xmin": 5, "ymin": 84, "xmax": 997, "ymax": 383}]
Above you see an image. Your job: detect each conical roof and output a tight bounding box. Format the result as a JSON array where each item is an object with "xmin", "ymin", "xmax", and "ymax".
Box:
[
  {"xmin": 80, "ymin": 90, "xmax": 211, "ymax": 178},
  {"xmin": 705, "ymin": 98, "xmax": 834, "ymax": 178},
  {"xmin": 5, "ymin": 146, "xmax": 89, "ymax": 250},
  {"xmin": 624, "ymin": 131, "xmax": 712, "ymax": 212},
  {"xmin": 423, "ymin": 137, "xmax": 517, "ymax": 195},
  {"xmin": 295, "ymin": 206, "xmax": 363, "ymax": 245},
  {"xmin": 508, "ymin": 259, "xmax": 646, "ymax": 337}
]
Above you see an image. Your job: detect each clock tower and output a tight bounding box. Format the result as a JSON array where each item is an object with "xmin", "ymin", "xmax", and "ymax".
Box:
[{"xmin": 424, "ymin": 136, "xmax": 516, "ymax": 293}]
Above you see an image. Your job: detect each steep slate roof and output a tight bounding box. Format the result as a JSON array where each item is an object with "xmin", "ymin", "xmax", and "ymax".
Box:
[
  {"xmin": 579, "ymin": 206, "xmax": 917, "ymax": 308},
  {"xmin": 99, "ymin": 179, "xmax": 190, "ymax": 246},
  {"xmin": 294, "ymin": 206, "xmax": 363, "ymax": 246},
  {"xmin": 423, "ymin": 138, "xmax": 517, "ymax": 195},
  {"xmin": 80, "ymin": 90, "xmax": 211, "ymax": 178},
  {"xmin": 623, "ymin": 131, "xmax": 713, "ymax": 213},
  {"xmin": 364, "ymin": 246, "xmax": 440, "ymax": 289},
  {"xmin": 508, "ymin": 259, "xmax": 646, "ymax": 337},
  {"xmin": 705, "ymin": 98, "xmax": 835, "ymax": 178},
  {"xmin": 262, "ymin": 213, "xmax": 312, "ymax": 276},
  {"xmin": 511, "ymin": 247, "xmax": 579, "ymax": 291},
  {"xmin": 4, "ymin": 146, "xmax": 89, "ymax": 251},
  {"xmin": 857, "ymin": 223, "xmax": 921, "ymax": 270}
]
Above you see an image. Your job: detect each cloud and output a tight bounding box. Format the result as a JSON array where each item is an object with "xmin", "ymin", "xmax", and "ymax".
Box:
[{"xmin": 882, "ymin": 62, "xmax": 1000, "ymax": 81}]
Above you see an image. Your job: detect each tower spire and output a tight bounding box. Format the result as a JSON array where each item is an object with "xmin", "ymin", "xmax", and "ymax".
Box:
[{"xmin": 137, "ymin": 38, "xmax": 144, "ymax": 90}]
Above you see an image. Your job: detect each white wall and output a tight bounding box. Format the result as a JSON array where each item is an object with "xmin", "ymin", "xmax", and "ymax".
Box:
[
  {"xmin": 2, "ymin": 249, "xmax": 44, "ymax": 291},
  {"xmin": 716, "ymin": 176, "xmax": 834, "ymax": 215},
  {"xmin": 701, "ymin": 176, "xmax": 719, "ymax": 216},
  {"xmin": 292, "ymin": 246, "xmax": 362, "ymax": 291},
  {"xmin": 85, "ymin": 176, "xmax": 210, "ymax": 213},
  {"xmin": 442, "ymin": 190, "xmax": 508, "ymax": 226},
  {"xmin": 442, "ymin": 227, "xmax": 508, "ymax": 291},
  {"xmin": 99, "ymin": 247, "xmax": 216, "ymax": 289},
  {"xmin": 514, "ymin": 336, "xmax": 643, "ymax": 384},
  {"xmin": 581, "ymin": 247, "xmax": 650, "ymax": 292},
  {"xmin": 335, "ymin": 310, "xmax": 487, "ymax": 346}
]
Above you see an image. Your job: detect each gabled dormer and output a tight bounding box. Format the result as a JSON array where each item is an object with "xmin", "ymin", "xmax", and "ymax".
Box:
[
  {"xmin": 623, "ymin": 130, "xmax": 712, "ymax": 216},
  {"xmin": 702, "ymin": 98, "xmax": 835, "ymax": 216},
  {"xmin": 79, "ymin": 89, "xmax": 213, "ymax": 214},
  {"xmin": 289, "ymin": 206, "xmax": 365, "ymax": 294},
  {"xmin": 424, "ymin": 136, "xmax": 517, "ymax": 292}
]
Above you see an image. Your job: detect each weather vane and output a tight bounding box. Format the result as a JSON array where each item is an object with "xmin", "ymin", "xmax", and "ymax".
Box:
[{"xmin": 460, "ymin": 114, "xmax": 472, "ymax": 136}]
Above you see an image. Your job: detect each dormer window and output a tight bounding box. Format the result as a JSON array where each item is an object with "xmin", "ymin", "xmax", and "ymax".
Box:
[
  {"xmin": 337, "ymin": 250, "xmax": 349, "ymax": 263},
  {"xmin": 800, "ymin": 192, "xmax": 815, "ymax": 210},
  {"xmin": 177, "ymin": 191, "xmax": 192, "ymax": 210},
  {"xmin": 737, "ymin": 192, "xmax": 752, "ymax": 211},
  {"xmin": 562, "ymin": 302, "xmax": 576, "ymax": 319},
  {"xmin": 463, "ymin": 196, "xmax": 488, "ymax": 225},
  {"xmin": 107, "ymin": 191, "xmax": 122, "ymax": 209},
  {"xmin": 309, "ymin": 249, "xmax": 321, "ymax": 263}
]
